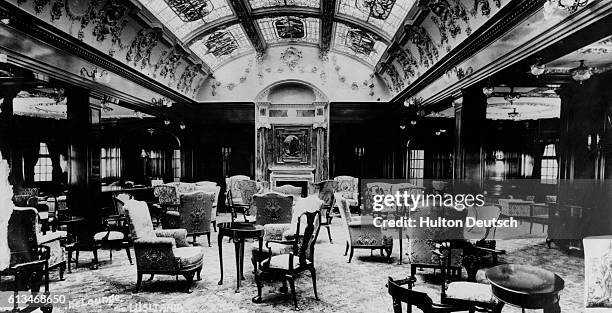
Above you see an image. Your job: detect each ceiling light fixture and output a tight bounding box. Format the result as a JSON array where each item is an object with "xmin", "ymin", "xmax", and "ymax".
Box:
[
  {"xmin": 164, "ymin": 119, "xmax": 170, "ymax": 126},
  {"xmin": 530, "ymin": 58, "xmax": 546, "ymax": 77},
  {"xmin": 179, "ymin": 123, "xmax": 186, "ymax": 130},
  {"xmin": 508, "ymin": 108, "xmax": 521, "ymax": 119},
  {"xmin": 399, "ymin": 124, "xmax": 406, "ymax": 130},
  {"xmin": 482, "ymin": 80, "xmax": 494, "ymax": 97},
  {"xmin": 570, "ymin": 60, "xmax": 592, "ymax": 84}
]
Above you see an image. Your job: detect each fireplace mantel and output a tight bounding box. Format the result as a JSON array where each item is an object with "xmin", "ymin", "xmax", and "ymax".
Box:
[{"xmin": 269, "ymin": 166, "xmax": 315, "ymax": 188}]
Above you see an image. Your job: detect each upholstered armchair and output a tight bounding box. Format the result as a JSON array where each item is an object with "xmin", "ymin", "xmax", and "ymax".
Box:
[
  {"xmin": 336, "ymin": 195, "xmax": 393, "ymax": 263},
  {"xmin": 154, "ymin": 184, "xmax": 180, "ymax": 208},
  {"xmin": 273, "ymin": 184, "xmax": 302, "ymax": 198},
  {"xmin": 195, "ymin": 184, "xmax": 221, "ymax": 231},
  {"xmin": 124, "ymin": 199, "xmax": 204, "ymax": 293},
  {"xmin": 334, "ymin": 176, "xmax": 359, "ymax": 208},
  {"xmin": 363, "ymin": 182, "xmax": 394, "ymax": 216},
  {"xmin": 162, "ymin": 191, "xmax": 214, "ymax": 246},
  {"xmin": 225, "ymin": 175, "xmax": 251, "ymax": 220},
  {"xmin": 12, "ymin": 187, "xmax": 39, "ymax": 207},
  {"xmin": 3, "ymin": 207, "xmax": 51, "ymax": 309},
  {"xmin": 232, "ymin": 179, "xmax": 258, "ymax": 222},
  {"xmin": 250, "ymin": 192, "xmax": 294, "ymax": 271},
  {"xmin": 313, "ymin": 180, "xmax": 338, "ymax": 243}
]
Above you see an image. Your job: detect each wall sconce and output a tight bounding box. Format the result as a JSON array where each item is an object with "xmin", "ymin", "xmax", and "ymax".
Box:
[
  {"xmin": 410, "ymin": 120, "xmax": 417, "ymax": 126},
  {"xmin": 482, "ymin": 80, "xmax": 494, "ymax": 97},
  {"xmin": 80, "ymin": 66, "xmax": 110, "ymax": 83},
  {"xmin": 530, "ymin": 58, "xmax": 546, "ymax": 77},
  {"xmin": 570, "ymin": 60, "xmax": 592, "ymax": 84},
  {"xmin": 354, "ymin": 146, "xmax": 365, "ymax": 158},
  {"xmin": 135, "ymin": 111, "xmax": 144, "ymax": 119},
  {"xmin": 404, "ymin": 97, "xmax": 423, "ymax": 107},
  {"xmin": 179, "ymin": 122, "xmax": 186, "ymax": 130},
  {"xmin": 221, "ymin": 147, "xmax": 232, "ymax": 159},
  {"xmin": 164, "ymin": 119, "xmax": 170, "ymax": 126},
  {"xmin": 399, "ymin": 123, "xmax": 406, "ymax": 130}
]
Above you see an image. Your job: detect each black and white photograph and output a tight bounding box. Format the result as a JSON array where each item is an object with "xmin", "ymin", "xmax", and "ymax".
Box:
[{"xmin": 0, "ymin": 0, "xmax": 611, "ymax": 312}]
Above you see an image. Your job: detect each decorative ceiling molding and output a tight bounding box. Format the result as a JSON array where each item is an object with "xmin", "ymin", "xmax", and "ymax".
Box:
[
  {"xmin": 390, "ymin": 0, "xmax": 546, "ymax": 104},
  {"xmin": 419, "ymin": 0, "xmax": 612, "ymax": 106},
  {"xmin": 228, "ymin": 0, "xmax": 267, "ymax": 54},
  {"xmin": 320, "ymin": 0, "xmax": 337, "ymax": 53}
]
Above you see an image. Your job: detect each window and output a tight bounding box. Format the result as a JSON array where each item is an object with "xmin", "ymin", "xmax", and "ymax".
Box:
[
  {"xmin": 148, "ymin": 150, "xmax": 168, "ymax": 178},
  {"xmin": 34, "ymin": 143, "xmax": 52, "ymax": 182},
  {"xmin": 408, "ymin": 149, "xmax": 424, "ymax": 186},
  {"xmin": 172, "ymin": 149, "xmax": 181, "ymax": 182},
  {"xmin": 101, "ymin": 147, "xmax": 121, "ymax": 179},
  {"xmin": 541, "ymin": 144, "xmax": 558, "ymax": 184}
]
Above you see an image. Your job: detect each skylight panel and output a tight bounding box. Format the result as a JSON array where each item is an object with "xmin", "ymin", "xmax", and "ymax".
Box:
[
  {"xmin": 189, "ymin": 24, "xmax": 254, "ymax": 69},
  {"xmin": 332, "ymin": 23, "xmax": 387, "ymax": 66},
  {"xmin": 336, "ymin": 0, "xmax": 414, "ymax": 37},
  {"xmin": 248, "ymin": 0, "xmax": 320, "ymax": 9},
  {"xmin": 257, "ymin": 16, "xmax": 320, "ymax": 45}
]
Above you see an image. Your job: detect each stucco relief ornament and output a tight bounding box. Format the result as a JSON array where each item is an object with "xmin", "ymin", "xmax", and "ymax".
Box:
[
  {"xmin": 0, "ymin": 152, "xmax": 14, "ymax": 271},
  {"xmin": 255, "ymin": 119, "xmax": 271, "ymax": 129},
  {"xmin": 65, "ymin": 0, "xmax": 98, "ymax": 41},
  {"xmin": 91, "ymin": 0, "xmax": 130, "ymax": 56},
  {"xmin": 126, "ymin": 28, "xmax": 162, "ymax": 69},
  {"xmin": 280, "ymin": 47, "xmax": 302, "ymax": 71}
]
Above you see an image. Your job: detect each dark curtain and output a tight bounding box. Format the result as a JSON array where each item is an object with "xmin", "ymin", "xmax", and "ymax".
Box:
[
  {"xmin": 531, "ymin": 142, "xmax": 546, "ymax": 180},
  {"xmin": 46, "ymin": 141, "xmax": 66, "ymax": 190},
  {"xmin": 22, "ymin": 142, "xmax": 39, "ymax": 186}
]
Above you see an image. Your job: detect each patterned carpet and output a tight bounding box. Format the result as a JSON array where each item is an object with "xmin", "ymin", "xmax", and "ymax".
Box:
[{"xmin": 46, "ymin": 214, "xmax": 585, "ymax": 313}]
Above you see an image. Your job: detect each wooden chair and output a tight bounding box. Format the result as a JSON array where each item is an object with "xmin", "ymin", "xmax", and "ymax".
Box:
[
  {"xmin": 234, "ymin": 180, "xmax": 259, "ymax": 222},
  {"xmin": 162, "ymin": 191, "xmax": 214, "ymax": 246},
  {"xmin": 387, "ymin": 276, "xmax": 469, "ymax": 313},
  {"xmin": 313, "ymin": 180, "xmax": 338, "ymax": 243},
  {"xmin": 252, "ymin": 211, "xmax": 321, "ymax": 311},
  {"xmin": 225, "ymin": 175, "xmax": 250, "ymax": 219}
]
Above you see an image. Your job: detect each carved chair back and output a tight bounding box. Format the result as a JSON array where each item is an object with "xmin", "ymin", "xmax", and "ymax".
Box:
[
  {"xmin": 253, "ymin": 192, "xmax": 294, "ymax": 226},
  {"xmin": 294, "ymin": 211, "xmax": 321, "ymax": 266},
  {"xmin": 225, "ymin": 175, "xmax": 250, "ymax": 205},
  {"xmin": 388, "ymin": 277, "xmax": 451, "ymax": 313},
  {"xmin": 237, "ymin": 179, "xmax": 259, "ymax": 205}
]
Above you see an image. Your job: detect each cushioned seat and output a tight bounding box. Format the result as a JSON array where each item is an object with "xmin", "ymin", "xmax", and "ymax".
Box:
[
  {"xmin": 250, "ymin": 241, "xmax": 293, "ymax": 256},
  {"xmin": 94, "ymin": 230, "xmax": 126, "ymax": 241},
  {"xmin": 165, "ymin": 210, "xmax": 180, "ymax": 217},
  {"xmin": 38, "ymin": 230, "xmax": 67, "ymax": 243},
  {"xmin": 173, "ymin": 246, "xmax": 204, "ymax": 268},
  {"xmin": 446, "ymin": 281, "xmax": 496, "ymax": 304}
]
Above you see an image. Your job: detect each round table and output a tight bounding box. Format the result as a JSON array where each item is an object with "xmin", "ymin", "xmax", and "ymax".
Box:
[
  {"xmin": 486, "ymin": 264, "xmax": 565, "ymax": 313},
  {"xmin": 217, "ymin": 222, "xmax": 264, "ymax": 293}
]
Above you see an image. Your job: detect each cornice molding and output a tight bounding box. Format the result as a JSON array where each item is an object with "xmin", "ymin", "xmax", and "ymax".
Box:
[
  {"xmin": 0, "ymin": 1, "xmax": 196, "ymax": 105},
  {"xmin": 390, "ymin": 0, "xmax": 548, "ymax": 104}
]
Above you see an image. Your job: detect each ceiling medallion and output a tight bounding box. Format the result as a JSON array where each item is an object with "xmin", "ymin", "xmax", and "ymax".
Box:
[
  {"xmin": 280, "ymin": 47, "xmax": 303, "ymax": 71},
  {"xmin": 163, "ymin": 0, "xmax": 213, "ymax": 22},
  {"xmin": 570, "ymin": 60, "xmax": 592, "ymax": 84},
  {"xmin": 357, "ymin": 0, "xmax": 397, "ymax": 20}
]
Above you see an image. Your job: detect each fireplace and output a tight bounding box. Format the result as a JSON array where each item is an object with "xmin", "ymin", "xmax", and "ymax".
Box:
[
  {"xmin": 269, "ymin": 166, "xmax": 314, "ymax": 198},
  {"xmin": 276, "ymin": 180, "xmax": 309, "ymax": 197}
]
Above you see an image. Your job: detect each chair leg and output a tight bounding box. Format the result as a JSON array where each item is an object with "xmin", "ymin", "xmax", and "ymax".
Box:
[
  {"xmin": 183, "ymin": 272, "xmax": 195, "ymax": 293},
  {"xmin": 126, "ymin": 247, "xmax": 133, "ymax": 265},
  {"xmin": 251, "ymin": 257, "xmax": 257, "ymax": 274},
  {"xmin": 326, "ymin": 226, "xmax": 332, "ymax": 244},
  {"xmin": 92, "ymin": 248, "xmax": 99, "ymax": 270},
  {"xmin": 135, "ymin": 272, "xmax": 142, "ymax": 293},
  {"xmin": 148, "ymin": 274, "xmax": 154, "ymax": 281},
  {"xmin": 193, "ymin": 235, "xmax": 197, "ymax": 244},
  {"xmin": 252, "ymin": 272, "xmax": 263, "ymax": 303},
  {"xmin": 212, "ymin": 221, "xmax": 217, "ymax": 232},
  {"xmin": 207, "ymin": 233, "xmax": 211, "ymax": 247},
  {"xmin": 385, "ymin": 248, "xmax": 392, "ymax": 263},
  {"xmin": 197, "ymin": 266, "xmax": 202, "ymax": 281},
  {"xmin": 287, "ymin": 276, "xmax": 298, "ymax": 311},
  {"xmin": 309, "ymin": 268, "xmax": 319, "ymax": 300},
  {"xmin": 67, "ymin": 251, "xmax": 72, "ymax": 273},
  {"xmin": 75, "ymin": 250, "xmax": 79, "ymax": 268},
  {"xmin": 344, "ymin": 241, "xmax": 349, "ymax": 256},
  {"xmin": 59, "ymin": 263, "xmax": 66, "ymax": 281},
  {"xmin": 348, "ymin": 247, "xmax": 354, "ymax": 263},
  {"xmin": 109, "ymin": 248, "xmax": 113, "ymax": 263}
]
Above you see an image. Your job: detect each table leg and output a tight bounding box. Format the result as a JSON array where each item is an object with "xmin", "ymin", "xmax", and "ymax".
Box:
[
  {"xmin": 234, "ymin": 238, "xmax": 242, "ymax": 293},
  {"xmin": 240, "ymin": 240, "xmax": 245, "ymax": 280},
  {"xmin": 543, "ymin": 302, "xmax": 561, "ymax": 313},
  {"xmin": 217, "ymin": 232, "xmax": 224, "ymax": 285},
  {"xmin": 398, "ymin": 227, "xmax": 403, "ymax": 265}
]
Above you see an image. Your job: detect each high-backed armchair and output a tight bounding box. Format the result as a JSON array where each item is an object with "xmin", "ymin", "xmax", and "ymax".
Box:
[
  {"xmin": 195, "ymin": 184, "xmax": 221, "ymax": 232},
  {"xmin": 364, "ymin": 182, "xmax": 394, "ymax": 215},
  {"xmin": 163, "ymin": 191, "xmax": 214, "ymax": 246},
  {"xmin": 334, "ymin": 176, "xmax": 359, "ymax": 208},
  {"xmin": 124, "ymin": 199, "xmax": 204, "ymax": 293},
  {"xmin": 337, "ymin": 194, "xmax": 393, "ymax": 263},
  {"xmin": 233, "ymin": 179, "xmax": 258, "ymax": 222},
  {"xmin": 154, "ymin": 184, "xmax": 180, "ymax": 208},
  {"xmin": 225, "ymin": 175, "xmax": 251, "ymax": 220},
  {"xmin": 3, "ymin": 207, "xmax": 52, "ymax": 313},
  {"xmin": 313, "ymin": 180, "xmax": 338, "ymax": 243},
  {"xmin": 250, "ymin": 192, "xmax": 295, "ymax": 272},
  {"xmin": 273, "ymin": 184, "xmax": 302, "ymax": 198}
]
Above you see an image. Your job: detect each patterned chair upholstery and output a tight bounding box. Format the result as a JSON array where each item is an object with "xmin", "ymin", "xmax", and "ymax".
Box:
[
  {"xmin": 194, "ymin": 184, "xmax": 221, "ymax": 232},
  {"xmin": 4, "ymin": 207, "xmax": 50, "ymax": 297},
  {"xmin": 38, "ymin": 230, "xmax": 67, "ymax": 281},
  {"xmin": 124, "ymin": 199, "xmax": 203, "ymax": 293},
  {"xmin": 163, "ymin": 191, "xmax": 214, "ymax": 246},
  {"xmin": 583, "ymin": 235, "xmax": 612, "ymax": 309},
  {"xmin": 250, "ymin": 192, "xmax": 295, "ymax": 271},
  {"xmin": 273, "ymin": 184, "xmax": 302, "ymax": 198},
  {"xmin": 337, "ymin": 194, "xmax": 393, "ymax": 263},
  {"xmin": 231, "ymin": 179, "xmax": 258, "ymax": 222},
  {"xmin": 225, "ymin": 175, "xmax": 250, "ymax": 207},
  {"xmin": 12, "ymin": 187, "xmax": 39, "ymax": 207},
  {"xmin": 334, "ymin": 176, "xmax": 359, "ymax": 207},
  {"xmin": 154, "ymin": 184, "xmax": 180, "ymax": 207},
  {"xmin": 406, "ymin": 205, "xmax": 467, "ymax": 276},
  {"xmin": 364, "ymin": 182, "xmax": 395, "ymax": 215},
  {"xmin": 168, "ymin": 182, "xmax": 198, "ymax": 194}
]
